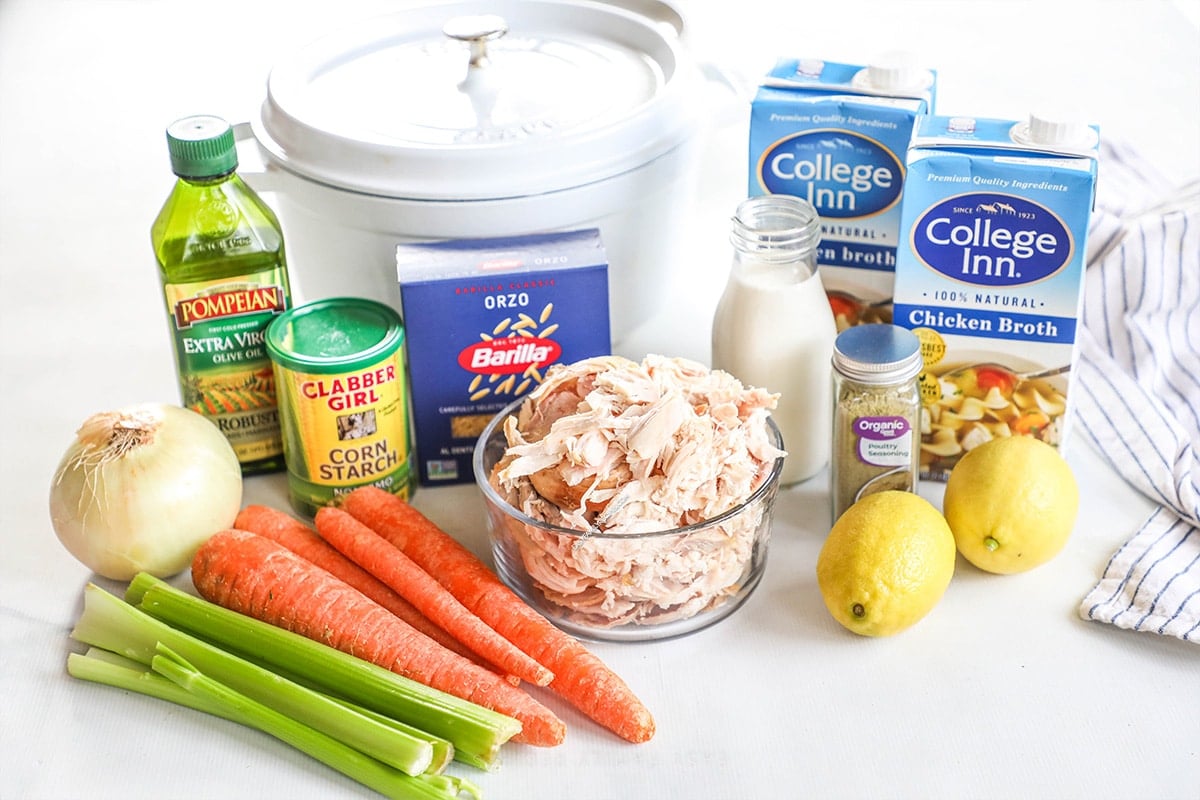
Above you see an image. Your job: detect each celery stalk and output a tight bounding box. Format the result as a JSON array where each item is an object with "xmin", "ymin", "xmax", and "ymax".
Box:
[
  {"xmin": 331, "ymin": 694, "xmax": 456, "ymax": 775},
  {"xmin": 126, "ymin": 573, "xmax": 519, "ymax": 769},
  {"xmin": 70, "ymin": 583, "xmax": 434, "ymax": 777},
  {"xmin": 212, "ymin": 655, "xmax": 457, "ymax": 773},
  {"xmin": 68, "ymin": 647, "xmax": 233, "ymax": 719},
  {"xmin": 69, "ymin": 647, "xmax": 478, "ymax": 800},
  {"xmin": 149, "ymin": 645, "xmax": 480, "ymax": 800},
  {"xmin": 69, "ymin": 645, "xmax": 454, "ymax": 777}
]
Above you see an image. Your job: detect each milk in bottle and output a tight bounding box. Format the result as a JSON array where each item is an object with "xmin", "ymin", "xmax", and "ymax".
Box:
[{"xmin": 712, "ymin": 195, "xmax": 837, "ymax": 485}]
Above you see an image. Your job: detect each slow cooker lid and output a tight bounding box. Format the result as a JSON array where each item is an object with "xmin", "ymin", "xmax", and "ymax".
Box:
[{"xmin": 254, "ymin": 0, "xmax": 696, "ymax": 200}]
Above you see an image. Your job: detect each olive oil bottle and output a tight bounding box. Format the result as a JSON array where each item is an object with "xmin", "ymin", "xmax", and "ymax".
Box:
[{"xmin": 151, "ymin": 115, "xmax": 292, "ymax": 475}]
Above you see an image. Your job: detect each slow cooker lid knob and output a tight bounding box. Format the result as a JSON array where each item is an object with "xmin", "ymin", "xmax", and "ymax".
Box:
[{"xmin": 443, "ymin": 14, "xmax": 508, "ymax": 69}]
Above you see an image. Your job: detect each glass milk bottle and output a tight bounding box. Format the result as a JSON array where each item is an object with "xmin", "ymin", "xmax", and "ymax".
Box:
[{"xmin": 712, "ymin": 195, "xmax": 837, "ymax": 485}]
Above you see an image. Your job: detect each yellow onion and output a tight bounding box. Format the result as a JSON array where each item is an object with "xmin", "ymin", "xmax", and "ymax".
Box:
[{"xmin": 49, "ymin": 403, "xmax": 243, "ymax": 580}]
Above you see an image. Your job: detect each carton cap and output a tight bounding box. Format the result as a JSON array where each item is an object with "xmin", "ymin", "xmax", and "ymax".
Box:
[
  {"xmin": 1029, "ymin": 112, "xmax": 1086, "ymax": 144},
  {"xmin": 1012, "ymin": 110, "xmax": 1099, "ymax": 151},
  {"xmin": 860, "ymin": 52, "xmax": 933, "ymax": 93}
]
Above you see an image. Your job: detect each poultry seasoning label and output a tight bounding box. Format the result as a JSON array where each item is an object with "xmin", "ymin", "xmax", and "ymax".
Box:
[
  {"xmin": 162, "ymin": 271, "xmax": 287, "ymax": 463},
  {"xmin": 398, "ymin": 229, "xmax": 611, "ymax": 486},
  {"xmin": 892, "ymin": 114, "xmax": 1099, "ymax": 480}
]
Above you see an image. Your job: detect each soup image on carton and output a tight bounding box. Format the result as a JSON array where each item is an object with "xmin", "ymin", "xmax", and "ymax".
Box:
[
  {"xmin": 749, "ymin": 55, "xmax": 936, "ymax": 331},
  {"xmin": 891, "ymin": 113, "xmax": 1100, "ymax": 480}
]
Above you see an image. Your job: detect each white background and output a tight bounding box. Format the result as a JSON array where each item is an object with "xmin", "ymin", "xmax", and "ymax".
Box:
[{"xmin": 1, "ymin": 1, "xmax": 1198, "ymax": 799}]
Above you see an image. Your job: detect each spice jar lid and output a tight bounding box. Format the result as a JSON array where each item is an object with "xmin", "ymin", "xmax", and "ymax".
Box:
[{"xmin": 832, "ymin": 323, "xmax": 923, "ymax": 384}]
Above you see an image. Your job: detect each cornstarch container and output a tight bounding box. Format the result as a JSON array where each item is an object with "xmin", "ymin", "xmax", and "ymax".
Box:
[
  {"xmin": 265, "ymin": 297, "xmax": 414, "ymax": 516},
  {"xmin": 397, "ymin": 229, "xmax": 611, "ymax": 486}
]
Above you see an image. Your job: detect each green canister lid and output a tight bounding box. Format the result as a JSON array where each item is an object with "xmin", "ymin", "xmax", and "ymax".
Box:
[
  {"xmin": 165, "ymin": 115, "xmax": 238, "ymax": 179},
  {"xmin": 266, "ymin": 297, "xmax": 405, "ymax": 374}
]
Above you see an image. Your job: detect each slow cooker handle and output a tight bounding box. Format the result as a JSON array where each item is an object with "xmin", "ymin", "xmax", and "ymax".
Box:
[{"xmin": 231, "ymin": 121, "xmax": 288, "ymax": 195}]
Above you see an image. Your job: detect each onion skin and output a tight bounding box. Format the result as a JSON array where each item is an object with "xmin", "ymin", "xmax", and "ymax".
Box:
[{"xmin": 49, "ymin": 403, "xmax": 243, "ymax": 580}]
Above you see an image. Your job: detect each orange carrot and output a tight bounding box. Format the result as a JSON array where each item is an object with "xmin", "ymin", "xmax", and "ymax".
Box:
[
  {"xmin": 340, "ymin": 486, "xmax": 657, "ymax": 744},
  {"xmin": 314, "ymin": 506, "xmax": 554, "ymax": 688},
  {"xmin": 191, "ymin": 528, "xmax": 566, "ymax": 747},
  {"xmin": 232, "ymin": 505, "xmax": 495, "ymax": 672}
]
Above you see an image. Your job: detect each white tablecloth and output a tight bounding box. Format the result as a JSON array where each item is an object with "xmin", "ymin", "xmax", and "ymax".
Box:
[{"xmin": 2, "ymin": 1, "xmax": 1198, "ymax": 798}]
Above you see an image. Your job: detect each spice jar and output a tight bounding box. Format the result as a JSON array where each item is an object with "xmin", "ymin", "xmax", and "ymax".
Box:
[
  {"xmin": 712, "ymin": 195, "xmax": 837, "ymax": 485},
  {"xmin": 831, "ymin": 324, "xmax": 922, "ymax": 521}
]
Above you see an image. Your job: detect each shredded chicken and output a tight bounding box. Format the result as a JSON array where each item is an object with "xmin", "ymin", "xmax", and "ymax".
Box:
[{"xmin": 487, "ymin": 354, "xmax": 785, "ymax": 628}]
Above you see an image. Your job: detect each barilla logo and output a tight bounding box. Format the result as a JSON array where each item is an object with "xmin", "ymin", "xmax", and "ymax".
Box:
[
  {"xmin": 175, "ymin": 286, "xmax": 284, "ymax": 328},
  {"xmin": 912, "ymin": 193, "xmax": 1073, "ymax": 287},
  {"xmin": 855, "ymin": 416, "xmax": 910, "ymax": 439},
  {"xmin": 458, "ymin": 337, "xmax": 561, "ymax": 375},
  {"xmin": 758, "ymin": 130, "xmax": 902, "ymax": 217}
]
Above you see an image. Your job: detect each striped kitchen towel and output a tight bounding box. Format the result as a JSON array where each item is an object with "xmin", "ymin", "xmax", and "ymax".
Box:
[{"xmin": 1076, "ymin": 139, "xmax": 1200, "ymax": 643}]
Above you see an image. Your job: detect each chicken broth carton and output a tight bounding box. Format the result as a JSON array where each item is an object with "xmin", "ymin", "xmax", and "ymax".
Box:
[
  {"xmin": 397, "ymin": 229, "xmax": 611, "ymax": 486},
  {"xmin": 749, "ymin": 56, "xmax": 936, "ymax": 330},
  {"xmin": 891, "ymin": 113, "xmax": 1100, "ymax": 480}
]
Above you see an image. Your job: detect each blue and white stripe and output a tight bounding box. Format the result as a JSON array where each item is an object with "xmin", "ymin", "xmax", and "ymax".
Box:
[{"xmin": 1076, "ymin": 140, "xmax": 1200, "ymax": 642}]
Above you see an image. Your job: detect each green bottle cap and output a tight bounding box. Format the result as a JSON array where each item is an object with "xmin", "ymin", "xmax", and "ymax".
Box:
[{"xmin": 165, "ymin": 115, "xmax": 238, "ymax": 179}]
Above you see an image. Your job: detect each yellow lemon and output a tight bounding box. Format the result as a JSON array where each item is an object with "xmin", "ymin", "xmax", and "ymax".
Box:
[
  {"xmin": 817, "ymin": 490, "xmax": 956, "ymax": 637},
  {"xmin": 943, "ymin": 436, "xmax": 1079, "ymax": 574}
]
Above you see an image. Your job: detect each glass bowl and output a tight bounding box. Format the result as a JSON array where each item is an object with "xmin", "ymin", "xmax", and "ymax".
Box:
[{"xmin": 472, "ymin": 397, "xmax": 784, "ymax": 642}]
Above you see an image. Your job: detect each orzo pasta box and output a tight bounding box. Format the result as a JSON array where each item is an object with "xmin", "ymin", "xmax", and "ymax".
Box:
[{"xmin": 397, "ymin": 229, "xmax": 611, "ymax": 485}]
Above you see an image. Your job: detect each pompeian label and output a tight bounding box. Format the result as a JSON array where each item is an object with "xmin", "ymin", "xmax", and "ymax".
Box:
[
  {"xmin": 174, "ymin": 285, "xmax": 285, "ymax": 328},
  {"xmin": 910, "ymin": 193, "xmax": 1073, "ymax": 287},
  {"xmin": 758, "ymin": 130, "xmax": 904, "ymax": 219},
  {"xmin": 164, "ymin": 273, "xmax": 288, "ymax": 464}
]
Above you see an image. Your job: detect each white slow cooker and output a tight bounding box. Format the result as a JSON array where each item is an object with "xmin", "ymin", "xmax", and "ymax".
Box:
[{"xmin": 236, "ymin": 0, "xmax": 722, "ymax": 342}]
